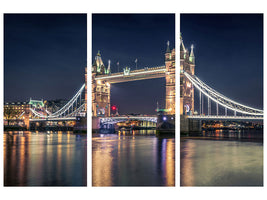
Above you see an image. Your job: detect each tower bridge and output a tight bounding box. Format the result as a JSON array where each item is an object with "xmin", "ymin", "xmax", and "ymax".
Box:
[
  {"xmin": 13, "ymin": 36, "xmax": 263, "ymax": 133},
  {"xmin": 92, "ymin": 43, "xmax": 175, "ymax": 118},
  {"xmin": 180, "ymin": 34, "xmax": 263, "ymax": 133}
]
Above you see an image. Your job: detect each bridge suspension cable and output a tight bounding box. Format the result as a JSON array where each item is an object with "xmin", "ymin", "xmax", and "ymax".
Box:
[
  {"xmin": 30, "ymin": 84, "xmax": 86, "ymax": 119},
  {"xmin": 182, "ymin": 71, "xmax": 263, "ymax": 116}
]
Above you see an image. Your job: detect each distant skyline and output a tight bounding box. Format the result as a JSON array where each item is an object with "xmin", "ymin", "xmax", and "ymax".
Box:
[
  {"xmin": 93, "ymin": 14, "xmax": 175, "ymax": 115},
  {"xmin": 181, "ymin": 14, "xmax": 263, "ymax": 110},
  {"xmin": 4, "ymin": 14, "xmax": 87, "ymax": 102}
]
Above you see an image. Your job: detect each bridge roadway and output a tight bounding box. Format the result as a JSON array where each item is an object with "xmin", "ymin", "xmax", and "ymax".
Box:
[
  {"xmin": 95, "ymin": 66, "xmax": 166, "ymax": 83},
  {"xmin": 188, "ymin": 115, "xmax": 263, "ymax": 121},
  {"xmin": 30, "ymin": 115, "xmax": 263, "ymax": 122},
  {"xmin": 30, "ymin": 115, "xmax": 158, "ymax": 123},
  {"xmin": 100, "ymin": 115, "xmax": 158, "ymax": 124},
  {"xmin": 30, "ymin": 117, "xmax": 76, "ymax": 122}
]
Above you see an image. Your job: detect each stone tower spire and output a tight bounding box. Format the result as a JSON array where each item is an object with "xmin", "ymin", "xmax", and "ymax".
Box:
[
  {"xmin": 189, "ymin": 44, "xmax": 195, "ymax": 64},
  {"xmin": 166, "ymin": 40, "xmax": 171, "ymax": 53},
  {"xmin": 107, "ymin": 59, "xmax": 111, "ymax": 74},
  {"xmin": 92, "ymin": 50, "xmax": 106, "ymax": 74},
  {"xmin": 180, "ymin": 33, "xmax": 186, "ymax": 60}
]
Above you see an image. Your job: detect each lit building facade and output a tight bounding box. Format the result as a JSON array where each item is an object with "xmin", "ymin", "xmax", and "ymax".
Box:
[
  {"xmin": 180, "ymin": 34, "xmax": 195, "ymax": 115},
  {"xmin": 4, "ymin": 101, "xmax": 30, "ymax": 127},
  {"xmin": 4, "ymin": 99, "xmax": 45, "ymax": 128}
]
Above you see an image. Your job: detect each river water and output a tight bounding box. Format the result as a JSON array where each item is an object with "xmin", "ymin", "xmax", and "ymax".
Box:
[
  {"xmin": 180, "ymin": 129, "xmax": 263, "ymax": 186},
  {"xmin": 92, "ymin": 130, "xmax": 175, "ymax": 186},
  {"xmin": 4, "ymin": 131, "xmax": 87, "ymax": 186}
]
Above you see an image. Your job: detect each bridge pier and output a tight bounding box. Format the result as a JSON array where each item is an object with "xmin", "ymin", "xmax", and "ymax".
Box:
[
  {"xmin": 156, "ymin": 114, "xmax": 175, "ymax": 134},
  {"xmin": 92, "ymin": 117, "xmax": 100, "ymax": 133},
  {"xmin": 180, "ymin": 115, "xmax": 202, "ymax": 135}
]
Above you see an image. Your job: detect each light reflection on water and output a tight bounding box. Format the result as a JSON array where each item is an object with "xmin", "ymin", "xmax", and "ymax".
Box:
[
  {"xmin": 4, "ymin": 131, "xmax": 87, "ymax": 186},
  {"xmin": 181, "ymin": 130, "xmax": 263, "ymax": 186},
  {"xmin": 92, "ymin": 130, "xmax": 175, "ymax": 186}
]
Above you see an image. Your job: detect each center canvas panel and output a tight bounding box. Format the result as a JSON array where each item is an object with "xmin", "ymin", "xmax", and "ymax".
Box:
[{"xmin": 91, "ymin": 14, "xmax": 175, "ymax": 186}]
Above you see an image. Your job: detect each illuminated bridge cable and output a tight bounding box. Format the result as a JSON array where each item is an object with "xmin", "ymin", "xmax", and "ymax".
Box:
[
  {"xmin": 50, "ymin": 84, "xmax": 85, "ymax": 117},
  {"xmin": 18, "ymin": 111, "xmax": 25, "ymax": 119},
  {"xmin": 65, "ymin": 103, "xmax": 85, "ymax": 117},
  {"xmin": 30, "ymin": 84, "xmax": 86, "ymax": 119},
  {"xmin": 194, "ymin": 75, "xmax": 263, "ymax": 112},
  {"xmin": 182, "ymin": 71, "xmax": 263, "ymax": 116}
]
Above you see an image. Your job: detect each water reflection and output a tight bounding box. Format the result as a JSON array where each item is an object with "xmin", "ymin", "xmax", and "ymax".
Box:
[
  {"xmin": 4, "ymin": 131, "xmax": 87, "ymax": 186},
  {"xmin": 92, "ymin": 130, "xmax": 175, "ymax": 186},
  {"xmin": 202, "ymin": 129, "xmax": 263, "ymax": 140},
  {"xmin": 181, "ymin": 130, "xmax": 263, "ymax": 186}
]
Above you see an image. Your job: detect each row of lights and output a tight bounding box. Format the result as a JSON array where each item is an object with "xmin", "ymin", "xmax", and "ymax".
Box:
[{"xmin": 163, "ymin": 116, "xmax": 174, "ymax": 121}]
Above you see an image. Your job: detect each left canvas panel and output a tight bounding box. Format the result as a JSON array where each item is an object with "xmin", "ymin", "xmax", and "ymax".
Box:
[{"xmin": 3, "ymin": 14, "xmax": 87, "ymax": 186}]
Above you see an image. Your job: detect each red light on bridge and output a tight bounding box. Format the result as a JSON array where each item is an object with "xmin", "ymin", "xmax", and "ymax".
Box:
[{"xmin": 111, "ymin": 105, "xmax": 117, "ymax": 111}]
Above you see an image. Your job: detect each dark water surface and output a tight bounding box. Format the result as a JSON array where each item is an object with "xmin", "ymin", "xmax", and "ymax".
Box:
[
  {"xmin": 4, "ymin": 131, "xmax": 87, "ymax": 186},
  {"xmin": 181, "ymin": 130, "xmax": 263, "ymax": 186},
  {"xmin": 92, "ymin": 130, "xmax": 175, "ymax": 186}
]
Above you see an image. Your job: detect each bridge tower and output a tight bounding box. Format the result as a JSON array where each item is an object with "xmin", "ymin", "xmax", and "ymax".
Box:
[
  {"xmin": 92, "ymin": 51, "xmax": 111, "ymax": 117},
  {"xmin": 165, "ymin": 41, "xmax": 176, "ymax": 115},
  {"xmin": 180, "ymin": 34, "xmax": 195, "ymax": 115}
]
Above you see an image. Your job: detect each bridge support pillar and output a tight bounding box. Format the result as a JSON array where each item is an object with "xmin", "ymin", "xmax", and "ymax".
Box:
[
  {"xmin": 165, "ymin": 44, "xmax": 175, "ymax": 115},
  {"xmin": 156, "ymin": 113, "xmax": 175, "ymax": 134},
  {"xmin": 180, "ymin": 115, "xmax": 202, "ymax": 135},
  {"xmin": 92, "ymin": 116, "xmax": 100, "ymax": 133}
]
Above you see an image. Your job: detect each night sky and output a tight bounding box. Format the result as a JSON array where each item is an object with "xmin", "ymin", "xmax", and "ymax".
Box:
[
  {"xmin": 4, "ymin": 14, "xmax": 87, "ymax": 102},
  {"xmin": 92, "ymin": 14, "xmax": 175, "ymax": 115},
  {"xmin": 181, "ymin": 14, "xmax": 263, "ymax": 111},
  {"xmin": 5, "ymin": 14, "xmax": 262, "ymax": 114}
]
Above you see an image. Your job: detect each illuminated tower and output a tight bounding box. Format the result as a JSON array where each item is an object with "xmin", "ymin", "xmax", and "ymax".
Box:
[
  {"xmin": 180, "ymin": 34, "xmax": 195, "ymax": 115},
  {"xmin": 165, "ymin": 41, "xmax": 175, "ymax": 115},
  {"xmin": 92, "ymin": 51, "xmax": 111, "ymax": 117}
]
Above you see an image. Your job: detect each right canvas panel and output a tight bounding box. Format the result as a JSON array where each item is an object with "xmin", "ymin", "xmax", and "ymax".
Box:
[{"xmin": 180, "ymin": 14, "xmax": 263, "ymax": 186}]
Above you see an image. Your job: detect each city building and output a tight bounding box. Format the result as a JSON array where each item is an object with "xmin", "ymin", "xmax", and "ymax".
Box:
[{"xmin": 4, "ymin": 99, "xmax": 45, "ymax": 128}]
